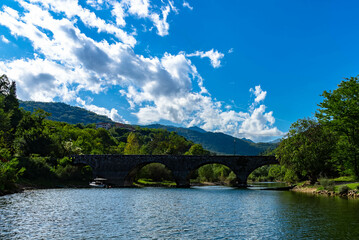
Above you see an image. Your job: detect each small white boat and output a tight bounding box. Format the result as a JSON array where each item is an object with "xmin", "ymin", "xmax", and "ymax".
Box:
[{"xmin": 89, "ymin": 178, "xmax": 107, "ymax": 188}]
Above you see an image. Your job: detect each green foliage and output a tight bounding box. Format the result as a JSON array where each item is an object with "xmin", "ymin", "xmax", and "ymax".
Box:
[
  {"xmin": 333, "ymin": 176, "xmax": 356, "ymax": 182},
  {"xmin": 17, "ymin": 156, "xmax": 55, "ymax": 180},
  {"xmin": 248, "ymin": 165, "xmax": 271, "ymax": 182},
  {"xmin": 123, "ymin": 129, "xmax": 194, "ymax": 155},
  {"xmin": 136, "ymin": 163, "xmax": 174, "ymax": 182},
  {"xmin": 276, "ymin": 118, "xmax": 337, "ymax": 183},
  {"xmin": 319, "ymin": 178, "xmax": 335, "ymax": 191},
  {"xmin": 338, "ymin": 185, "xmax": 349, "ymax": 194},
  {"xmin": 283, "ymin": 168, "xmax": 299, "ymax": 183},
  {"xmin": 316, "ymin": 76, "xmax": 359, "ymax": 178},
  {"xmin": 195, "ymin": 164, "xmax": 233, "ymax": 183},
  {"xmin": 185, "ymin": 144, "xmax": 210, "ymax": 155},
  {"xmin": 124, "ymin": 132, "xmax": 141, "ymax": 155},
  {"xmin": 0, "ymin": 75, "xmax": 23, "ymax": 151},
  {"xmin": 268, "ymin": 165, "xmax": 287, "ymax": 181},
  {"xmin": 51, "ymin": 157, "xmax": 91, "ymax": 181},
  {"xmin": 20, "ymin": 101, "xmax": 113, "ymax": 125},
  {"xmin": 0, "ymin": 158, "xmax": 25, "ymax": 192}
]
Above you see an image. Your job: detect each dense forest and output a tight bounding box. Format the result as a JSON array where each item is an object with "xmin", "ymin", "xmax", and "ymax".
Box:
[{"xmin": 20, "ymin": 101, "xmax": 114, "ymax": 125}]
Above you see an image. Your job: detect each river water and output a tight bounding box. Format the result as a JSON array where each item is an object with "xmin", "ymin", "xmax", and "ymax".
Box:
[{"xmin": 1, "ymin": 185, "xmax": 359, "ymax": 239}]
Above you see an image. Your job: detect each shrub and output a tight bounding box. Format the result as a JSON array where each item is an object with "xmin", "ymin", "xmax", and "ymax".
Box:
[
  {"xmin": 338, "ymin": 185, "xmax": 349, "ymax": 194},
  {"xmin": 319, "ymin": 178, "xmax": 335, "ymax": 191},
  {"xmin": 18, "ymin": 156, "xmax": 55, "ymax": 180}
]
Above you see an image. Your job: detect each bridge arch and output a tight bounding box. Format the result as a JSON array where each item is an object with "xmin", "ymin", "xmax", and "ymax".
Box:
[
  {"xmin": 187, "ymin": 161, "xmax": 236, "ymax": 185},
  {"xmin": 124, "ymin": 162, "xmax": 175, "ymax": 187}
]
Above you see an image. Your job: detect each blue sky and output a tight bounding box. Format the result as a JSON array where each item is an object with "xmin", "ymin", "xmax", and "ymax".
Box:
[{"xmin": 1, "ymin": 0, "xmax": 359, "ymax": 142}]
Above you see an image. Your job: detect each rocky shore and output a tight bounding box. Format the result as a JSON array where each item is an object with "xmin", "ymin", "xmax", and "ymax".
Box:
[{"xmin": 291, "ymin": 186, "xmax": 359, "ymax": 198}]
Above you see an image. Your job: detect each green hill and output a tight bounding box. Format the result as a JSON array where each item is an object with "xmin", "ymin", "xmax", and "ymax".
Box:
[
  {"xmin": 20, "ymin": 101, "xmax": 278, "ymax": 155},
  {"xmin": 20, "ymin": 101, "xmax": 114, "ymax": 125},
  {"xmin": 144, "ymin": 124, "xmax": 278, "ymax": 155}
]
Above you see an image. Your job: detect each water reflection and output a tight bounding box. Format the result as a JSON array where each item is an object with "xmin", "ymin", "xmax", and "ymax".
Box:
[{"xmin": 0, "ymin": 186, "xmax": 358, "ymax": 239}]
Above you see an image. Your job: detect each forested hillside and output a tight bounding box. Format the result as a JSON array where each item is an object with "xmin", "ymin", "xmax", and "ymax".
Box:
[
  {"xmin": 20, "ymin": 101, "xmax": 113, "ymax": 125},
  {"xmin": 20, "ymin": 101, "xmax": 278, "ymax": 155},
  {"xmin": 145, "ymin": 124, "xmax": 277, "ymax": 155}
]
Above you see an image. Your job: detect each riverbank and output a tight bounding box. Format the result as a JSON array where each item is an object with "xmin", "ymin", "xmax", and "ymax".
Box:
[
  {"xmin": 0, "ymin": 179, "xmax": 90, "ymax": 197},
  {"xmin": 291, "ymin": 182, "xmax": 359, "ymax": 198}
]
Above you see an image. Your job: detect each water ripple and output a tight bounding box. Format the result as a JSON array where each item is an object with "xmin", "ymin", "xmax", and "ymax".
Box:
[{"xmin": 1, "ymin": 186, "xmax": 359, "ymax": 239}]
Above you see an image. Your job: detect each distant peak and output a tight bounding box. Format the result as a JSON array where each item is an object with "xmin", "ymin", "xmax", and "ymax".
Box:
[
  {"xmin": 188, "ymin": 126, "xmax": 207, "ymax": 133},
  {"xmin": 241, "ymin": 138, "xmax": 254, "ymax": 143}
]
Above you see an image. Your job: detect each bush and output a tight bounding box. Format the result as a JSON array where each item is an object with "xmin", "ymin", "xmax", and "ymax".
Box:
[
  {"xmin": 319, "ymin": 178, "xmax": 335, "ymax": 191},
  {"xmin": 18, "ymin": 156, "xmax": 55, "ymax": 180},
  {"xmin": 338, "ymin": 185, "xmax": 349, "ymax": 194},
  {"xmin": 136, "ymin": 163, "xmax": 174, "ymax": 182},
  {"xmin": 0, "ymin": 158, "xmax": 25, "ymax": 191}
]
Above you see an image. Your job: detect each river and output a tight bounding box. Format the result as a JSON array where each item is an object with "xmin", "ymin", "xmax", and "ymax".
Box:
[{"xmin": 1, "ymin": 185, "xmax": 359, "ymax": 239}]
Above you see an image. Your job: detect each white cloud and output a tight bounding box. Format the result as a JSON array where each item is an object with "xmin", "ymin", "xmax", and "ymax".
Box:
[
  {"xmin": 228, "ymin": 48, "xmax": 234, "ymax": 54},
  {"xmin": 250, "ymin": 85, "xmax": 267, "ymax": 103},
  {"xmin": 1, "ymin": 35, "xmax": 10, "ymax": 44},
  {"xmin": 186, "ymin": 49, "xmax": 225, "ymax": 68},
  {"xmin": 125, "ymin": 0, "xmax": 150, "ymax": 18},
  {"xmin": 86, "ymin": 0, "xmax": 104, "ymax": 10},
  {"xmin": 238, "ymin": 105, "xmax": 282, "ymax": 141},
  {"xmin": 117, "ymin": 0, "xmax": 175, "ymax": 36},
  {"xmin": 111, "ymin": 1, "xmax": 126, "ymax": 27},
  {"xmin": 0, "ymin": 0, "xmax": 283, "ymax": 142},
  {"xmin": 76, "ymin": 97, "xmax": 128, "ymax": 123},
  {"xmin": 27, "ymin": 0, "xmax": 136, "ymax": 46},
  {"xmin": 183, "ymin": 1, "xmax": 193, "ymax": 10},
  {"xmin": 150, "ymin": 5, "xmax": 171, "ymax": 36}
]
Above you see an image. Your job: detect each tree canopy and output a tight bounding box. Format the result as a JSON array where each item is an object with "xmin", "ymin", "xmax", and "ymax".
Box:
[
  {"xmin": 275, "ymin": 118, "xmax": 337, "ymax": 183},
  {"xmin": 316, "ymin": 76, "xmax": 359, "ymax": 178}
]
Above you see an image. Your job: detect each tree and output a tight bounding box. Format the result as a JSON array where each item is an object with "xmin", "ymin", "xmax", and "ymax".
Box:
[
  {"xmin": 14, "ymin": 110, "xmax": 54, "ymax": 156},
  {"xmin": 124, "ymin": 132, "xmax": 141, "ymax": 155},
  {"xmin": 0, "ymin": 74, "xmax": 10, "ymax": 95},
  {"xmin": 185, "ymin": 144, "xmax": 210, "ymax": 155},
  {"xmin": 316, "ymin": 76, "xmax": 359, "ymax": 178},
  {"xmin": 275, "ymin": 118, "xmax": 337, "ymax": 183}
]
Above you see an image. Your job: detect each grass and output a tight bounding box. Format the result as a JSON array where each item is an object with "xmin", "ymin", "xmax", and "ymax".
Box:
[
  {"xmin": 296, "ymin": 181, "xmax": 313, "ymax": 187},
  {"xmin": 333, "ymin": 182, "xmax": 359, "ymax": 192},
  {"xmin": 333, "ymin": 176, "xmax": 357, "ymax": 182},
  {"xmin": 296, "ymin": 177, "xmax": 359, "ymax": 195},
  {"xmin": 136, "ymin": 178, "xmax": 176, "ymax": 187}
]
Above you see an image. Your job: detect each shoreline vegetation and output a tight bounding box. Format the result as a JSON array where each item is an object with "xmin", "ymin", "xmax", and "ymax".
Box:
[{"xmin": 292, "ymin": 186, "xmax": 359, "ymax": 198}]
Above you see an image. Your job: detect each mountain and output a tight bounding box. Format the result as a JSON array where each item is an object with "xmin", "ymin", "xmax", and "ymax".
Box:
[
  {"xmin": 20, "ymin": 101, "xmax": 278, "ymax": 155},
  {"xmin": 19, "ymin": 101, "xmax": 114, "ymax": 125},
  {"xmin": 269, "ymin": 138, "xmax": 282, "ymax": 144},
  {"xmin": 144, "ymin": 124, "xmax": 277, "ymax": 155},
  {"xmin": 188, "ymin": 126, "xmax": 207, "ymax": 133}
]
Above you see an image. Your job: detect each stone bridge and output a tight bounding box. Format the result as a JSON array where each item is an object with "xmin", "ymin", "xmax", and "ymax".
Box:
[{"xmin": 72, "ymin": 155, "xmax": 279, "ymax": 187}]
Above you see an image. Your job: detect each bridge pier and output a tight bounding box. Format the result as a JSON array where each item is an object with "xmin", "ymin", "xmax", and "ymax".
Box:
[
  {"xmin": 172, "ymin": 171, "xmax": 190, "ymax": 188},
  {"xmin": 232, "ymin": 172, "xmax": 249, "ymax": 188}
]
